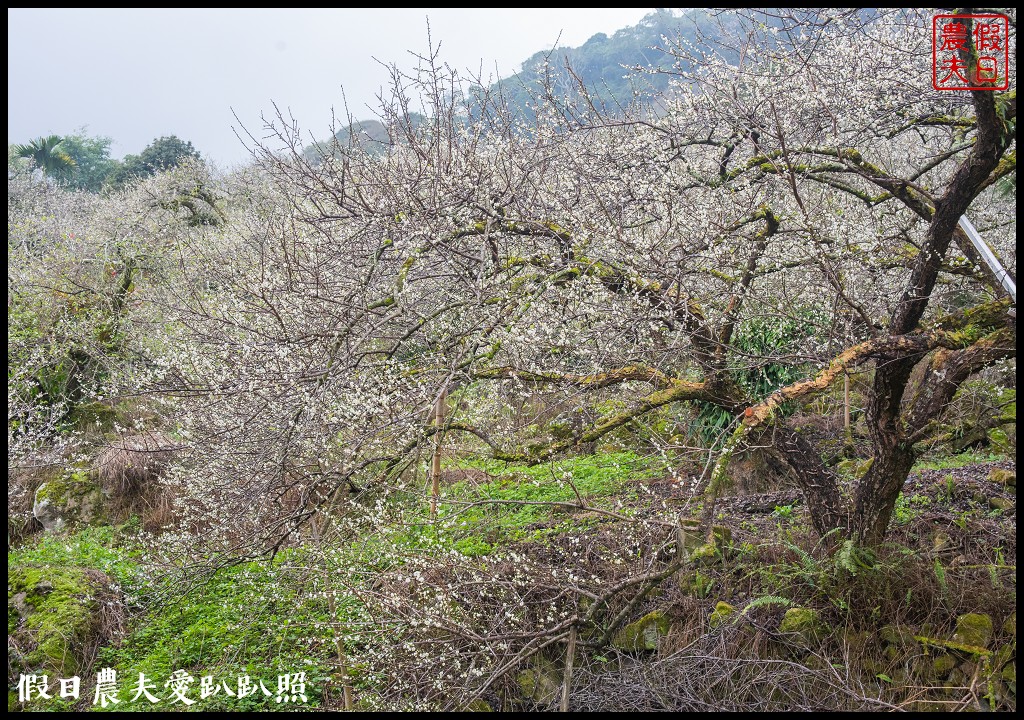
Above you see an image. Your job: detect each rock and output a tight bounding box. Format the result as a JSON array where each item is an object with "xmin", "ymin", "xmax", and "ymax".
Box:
[
  {"xmin": 611, "ymin": 610, "xmax": 671, "ymax": 651},
  {"xmin": 842, "ymin": 629, "xmax": 870, "ymax": 655},
  {"xmin": 952, "ymin": 613, "xmax": 993, "ymax": 649},
  {"xmin": 709, "ymin": 525, "xmax": 732, "ymax": 548},
  {"xmin": 880, "ymin": 624, "xmax": 916, "ymax": 648},
  {"xmin": 677, "ymin": 518, "xmax": 703, "ymax": 551},
  {"xmin": 880, "ymin": 624, "xmax": 918, "ymax": 661},
  {"xmin": 32, "ymin": 471, "xmax": 105, "ymax": 532},
  {"xmin": 988, "ymin": 496, "xmax": 1013, "ymax": 511},
  {"xmin": 709, "ymin": 601, "xmax": 735, "ymax": 628},
  {"xmin": 688, "ymin": 542, "xmax": 720, "ymax": 566},
  {"xmin": 988, "ymin": 468, "xmax": 1015, "ymax": 488},
  {"xmin": 837, "ymin": 457, "xmax": 874, "ymax": 479}
]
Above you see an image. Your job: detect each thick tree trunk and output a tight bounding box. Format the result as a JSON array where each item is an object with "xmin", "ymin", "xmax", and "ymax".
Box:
[
  {"xmin": 850, "ymin": 447, "xmax": 916, "ymax": 547},
  {"xmin": 773, "ymin": 427, "xmax": 848, "ymax": 538}
]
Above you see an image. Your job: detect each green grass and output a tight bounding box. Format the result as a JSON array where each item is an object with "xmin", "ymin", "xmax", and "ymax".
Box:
[
  {"xmin": 912, "ymin": 450, "xmax": 1005, "ymax": 472},
  {"xmin": 97, "ymin": 551, "xmax": 342, "ymax": 711},
  {"xmin": 429, "ymin": 451, "xmax": 665, "ymax": 553},
  {"xmin": 8, "ymin": 524, "xmax": 143, "ymax": 589},
  {"xmin": 9, "ymin": 528, "xmax": 351, "ymax": 711}
]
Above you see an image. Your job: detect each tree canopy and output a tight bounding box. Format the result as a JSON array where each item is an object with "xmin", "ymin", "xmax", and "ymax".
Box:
[
  {"xmin": 106, "ymin": 134, "xmax": 202, "ymax": 188},
  {"xmin": 55, "ymin": 129, "xmax": 121, "ymax": 192}
]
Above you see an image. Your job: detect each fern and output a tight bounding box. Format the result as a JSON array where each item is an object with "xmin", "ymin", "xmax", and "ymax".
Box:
[
  {"xmin": 782, "ymin": 539, "xmax": 819, "ymax": 575},
  {"xmin": 742, "ymin": 595, "xmax": 792, "ymax": 615},
  {"xmin": 834, "ymin": 539, "xmax": 876, "ymax": 576},
  {"xmin": 933, "ymin": 558, "xmax": 948, "ymax": 595}
]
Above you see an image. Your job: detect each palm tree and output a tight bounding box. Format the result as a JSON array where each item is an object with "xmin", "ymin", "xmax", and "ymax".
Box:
[{"xmin": 13, "ymin": 135, "xmax": 76, "ymax": 179}]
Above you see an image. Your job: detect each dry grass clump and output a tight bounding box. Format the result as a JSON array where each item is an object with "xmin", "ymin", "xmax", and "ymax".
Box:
[
  {"xmin": 92, "ymin": 432, "xmax": 179, "ymax": 530},
  {"xmin": 92, "ymin": 431, "xmax": 177, "ymax": 496}
]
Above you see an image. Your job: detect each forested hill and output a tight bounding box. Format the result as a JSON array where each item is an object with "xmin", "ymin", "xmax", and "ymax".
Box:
[
  {"xmin": 304, "ymin": 9, "xmax": 722, "ymax": 160},
  {"xmin": 490, "ymin": 8, "xmax": 722, "ymax": 116}
]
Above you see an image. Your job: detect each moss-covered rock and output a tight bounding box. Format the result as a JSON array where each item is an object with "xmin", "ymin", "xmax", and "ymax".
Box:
[
  {"xmin": 516, "ymin": 657, "xmax": 561, "ymax": 704},
  {"xmin": 931, "ymin": 652, "xmax": 958, "ymax": 678},
  {"xmin": 709, "ymin": 601, "xmax": 735, "ymax": 628},
  {"xmin": 1002, "ymin": 611, "xmax": 1016, "ymax": 638},
  {"xmin": 988, "ymin": 496, "xmax": 1014, "ymax": 511},
  {"xmin": 952, "ymin": 613, "xmax": 994, "ymax": 648},
  {"xmin": 32, "ymin": 471, "xmax": 105, "ymax": 532},
  {"xmin": 688, "ymin": 541, "xmax": 720, "ymax": 566},
  {"xmin": 611, "ymin": 610, "xmax": 671, "ymax": 651},
  {"xmin": 778, "ymin": 607, "xmax": 826, "ymax": 644},
  {"xmin": 837, "ymin": 457, "xmax": 874, "ymax": 480},
  {"xmin": 932, "ymin": 531, "xmax": 951, "ymax": 552},
  {"xmin": 842, "ymin": 629, "xmax": 870, "ymax": 656},
  {"xmin": 709, "ymin": 525, "xmax": 732, "ymax": 547},
  {"xmin": 678, "ymin": 569, "xmax": 714, "ymax": 597},
  {"xmin": 8, "ymin": 565, "xmax": 113, "ymax": 677},
  {"xmin": 463, "ymin": 698, "xmax": 493, "ymax": 711},
  {"xmin": 880, "ymin": 623, "xmax": 916, "ymax": 651},
  {"xmin": 677, "ymin": 518, "xmax": 703, "ymax": 552},
  {"xmin": 988, "ymin": 467, "xmax": 1016, "ymax": 488}
]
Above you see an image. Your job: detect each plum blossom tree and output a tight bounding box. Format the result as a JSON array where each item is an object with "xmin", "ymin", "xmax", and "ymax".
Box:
[{"xmin": 150, "ymin": 9, "xmax": 1014, "ymax": 559}]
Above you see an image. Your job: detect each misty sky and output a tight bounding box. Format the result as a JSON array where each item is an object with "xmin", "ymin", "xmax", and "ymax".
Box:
[{"xmin": 8, "ymin": 8, "xmax": 653, "ymax": 167}]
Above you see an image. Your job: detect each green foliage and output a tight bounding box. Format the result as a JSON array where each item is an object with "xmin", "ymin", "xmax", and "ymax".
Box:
[
  {"xmin": 8, "ymin": 525, "xmax": 142, "ymax": 588},
  {"xmin": 892, "ymin": 493, "xmax": 932, "ymax": 525},
  {"xmin": 106, "ymin": 135, "xmax": 202, "ymax": 189},
  {"xmin": 772, "ymin": 504, "xmax": 796, "ymax": 522},
  {"xmin": 686, "ymin": 402, "xmax": 735, "ymax": 448},
  {"xmin": 731, "ymin": 311, "xmax": 823, "ymax": 401},
  {"xmin": 834, "ymin": 539, "xmax": 877, "ymax": 576},
  {"xmin": 11, "ymin": 135, "xmax": 76, "ymax": 179},
  {"xmin": 741, "ymin": 594, "xmax": 792, "ymax": 615},
  {"xmin": 686, "ymin": 309, "xmax": 823, "ymax": 447},
  {"xmin": 57, "ymin": 130, "xmax": 122, "ymax": 193}
]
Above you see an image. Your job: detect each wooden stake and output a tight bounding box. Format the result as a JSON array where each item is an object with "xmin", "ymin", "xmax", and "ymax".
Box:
[
  {"xmin": 429, "ymin": 386, "xmax": 447, "ymax": 519},
  {"xmin": 844, "ymin": 371, "xmax": 852, "ymax": 443},
  {"xmin": 560, "ymin": 625, "xmax": 577, "ymax": 712},
  {"xmin": 327, "ymin": 589, "xmax": 354, "ymax": 710}
]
